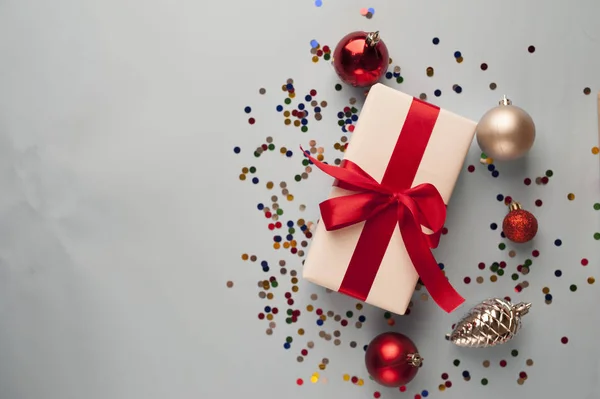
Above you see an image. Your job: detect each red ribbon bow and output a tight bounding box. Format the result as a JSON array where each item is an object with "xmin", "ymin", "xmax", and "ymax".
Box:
[{"xmin": 302, "ymin": 150, "xmax": 465, "ymax": 313}]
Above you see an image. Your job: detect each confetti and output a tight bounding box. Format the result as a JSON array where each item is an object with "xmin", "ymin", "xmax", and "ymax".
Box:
[{"xmin": 233, "ymin": 31, "xmax": 597, "ymax": 394}]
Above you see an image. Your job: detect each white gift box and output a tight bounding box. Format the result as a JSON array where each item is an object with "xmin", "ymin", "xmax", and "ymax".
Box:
[{"xmin": 303, "ymin": 83, "xmax": 477, "ymax": 315}]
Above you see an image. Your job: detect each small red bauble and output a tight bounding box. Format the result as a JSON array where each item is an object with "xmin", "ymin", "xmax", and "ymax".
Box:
[
  {"xmin": 365, "ymin": 332, "xmax": 422, "ymax": 387},
  {"xmin": 502, "ymin": 202, "xmax": 538, "ymax": 243},
  {"xmin": 332, "ymin": 31, "xmax": 389, "ymax": 87}
]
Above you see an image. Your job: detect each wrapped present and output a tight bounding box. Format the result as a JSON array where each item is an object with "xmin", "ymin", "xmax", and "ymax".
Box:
[{"xmin": 302, "ymin": 84, "xmax": 477, "ymax": 315}]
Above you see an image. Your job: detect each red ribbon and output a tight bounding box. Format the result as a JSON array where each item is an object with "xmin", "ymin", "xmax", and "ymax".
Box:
[{"xmin": 303, "ymin": 98, "xmax": 464, "ymax": 313}]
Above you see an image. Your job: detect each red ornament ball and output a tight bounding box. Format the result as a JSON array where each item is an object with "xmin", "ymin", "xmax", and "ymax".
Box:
[
  {"xmin": 365, "ymin": 332, "xmax": 422, "ymax": 387},
  {"xmin": 332, "ymin": 31, "xmax": 389, "ymax": 87},
  {"xmin": 502, "ymin": 202, "xmax": 538, "ymax": 243}
]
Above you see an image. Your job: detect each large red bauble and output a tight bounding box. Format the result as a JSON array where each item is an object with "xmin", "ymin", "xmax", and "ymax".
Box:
[
  {"xmin": 332, "ymin": 31, "xmax": 389, "ymax": 87},
  {"xmin": 502, "ymin": 202, "xmax": 538, "ymax": 243},
  {"xmin": 365, "ymin": 332, "xmax": 422, "ymax": 387}
]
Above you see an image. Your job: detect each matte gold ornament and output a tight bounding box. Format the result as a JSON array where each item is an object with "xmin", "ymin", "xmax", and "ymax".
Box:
[
  {"xmin": 476, "ymin": 96, "xmax": 535, "ymax": 161},
  {"xmin": 446, "ymin": 298, "xmax": 531, "ymax": 348}
]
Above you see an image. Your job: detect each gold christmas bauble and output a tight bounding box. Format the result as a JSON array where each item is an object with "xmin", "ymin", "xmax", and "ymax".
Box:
[{"xmin": 476, "ymin": 96, "xmax": 535, "ymax": 161}]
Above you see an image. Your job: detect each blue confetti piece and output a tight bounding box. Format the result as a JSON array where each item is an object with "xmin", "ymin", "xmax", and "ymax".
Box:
[
  {"xmin": 368, "ymin": 7, "xmax": 375, "ymax": 14},
  {"xmin": 310, "ymin": 39, "xmax": 319, "ymax": 48},
  {"xmin": 315, "ymin": 0, "xmax": 322, "ymax": 6}
]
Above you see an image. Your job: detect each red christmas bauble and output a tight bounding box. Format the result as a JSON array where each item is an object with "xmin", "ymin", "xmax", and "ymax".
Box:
[
  {"xmin": 332, "ymin": 31, "xmax": 389, "ymax": 87},
  {"xmin": 502, "ymin": 202, "xmax": 538, "ymax": 243},
  {"xmin": 365, "ymin": 332, "xmax": 422, "ymax": 387}
]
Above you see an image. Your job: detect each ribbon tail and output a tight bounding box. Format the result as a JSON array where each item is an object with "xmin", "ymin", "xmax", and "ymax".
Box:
[
  {"xmin": 399, "ymin": 208, "xmax": 464, "ymax": 313},
  {"xmin": 300, "ymin": 147, "xmax": 384, "ymax": 193}
]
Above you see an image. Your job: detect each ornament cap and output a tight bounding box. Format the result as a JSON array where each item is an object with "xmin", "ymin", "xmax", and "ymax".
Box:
[
  {"xmin": 508, "ymin": 201, "xmax": 523, "ymax": 212},
  {"xmin": 514, "ymin": 302, "xmax": 532, "ymax": 316},
  {"xmin": 406, "ymin": 353, "xmax": 423, "ymax": 367},
  {"xmin": 499, "ymin": 95, "xmax": 513, "ymax": 106},
  {"xmin": 365, "ymin": 31, "xmax": 381, "ymax": 47}
]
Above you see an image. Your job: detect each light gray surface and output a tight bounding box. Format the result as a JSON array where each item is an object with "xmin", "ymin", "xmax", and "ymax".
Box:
[{"xmin": 0, "ymin": 1, "xmax": 599, "ymax": 398}]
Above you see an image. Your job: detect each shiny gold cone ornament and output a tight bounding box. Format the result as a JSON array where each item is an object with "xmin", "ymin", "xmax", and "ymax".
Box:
[{"xmin": 446, "ymin": 298, "xmax": 531, "ymax": 348}]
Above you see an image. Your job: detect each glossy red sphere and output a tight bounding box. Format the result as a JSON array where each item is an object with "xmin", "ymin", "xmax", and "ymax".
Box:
[
  {"xmin": 332, "ymin": 31, "xmax": 389, "ymax": 87},
  {"xmin": 365, "ymin": 332, "xmax": 421, "ymax": 387}
]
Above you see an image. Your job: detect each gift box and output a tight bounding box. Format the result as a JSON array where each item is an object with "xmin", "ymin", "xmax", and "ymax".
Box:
[{"xmin": 302, "ymin": 83, "xmax": 477, "ymax": 315}]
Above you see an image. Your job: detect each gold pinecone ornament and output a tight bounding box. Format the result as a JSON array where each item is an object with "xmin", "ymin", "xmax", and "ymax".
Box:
[{"xmin": 446, "ymin": 298, "xmax": 531, "ymax": 348}]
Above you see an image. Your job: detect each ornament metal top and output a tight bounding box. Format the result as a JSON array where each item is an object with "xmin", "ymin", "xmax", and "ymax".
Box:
[{"xmin": 446, "ymin": 298, "xmax": 531, "ymax": 348}]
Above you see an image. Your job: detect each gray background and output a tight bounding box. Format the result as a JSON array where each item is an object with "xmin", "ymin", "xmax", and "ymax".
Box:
[{"xmin": 0, "ymin": 0, "xmax": 599, "ymax": 398}]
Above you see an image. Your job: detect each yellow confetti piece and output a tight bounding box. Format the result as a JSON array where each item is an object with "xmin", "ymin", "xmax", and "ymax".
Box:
[
  {"xmin": 592, "ymin": 146, "xmax": 599, "ymax": 155},
  {"xmin": 310, "ymin": 376, "xmax": 318, "ymax": 383},
  {"xmin": 357, "ymin": 379, "xmax": 364, "ymax": 386},
  {"xmin": 343, "ymin": 374, "xmax": 350, "ymax": 381}
]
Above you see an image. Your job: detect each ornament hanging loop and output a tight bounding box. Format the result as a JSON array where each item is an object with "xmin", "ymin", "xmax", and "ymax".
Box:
[
  {"xmin": 406, "ymin": 353, "xmax": 423, "ymax": 367},
  {"xmin": 499, "ymin": 95, "xmax": 512, "ymax": 106},
  {"xmin": 365, "ymin": 31, "xmax": 381, "ymax": 47}
]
